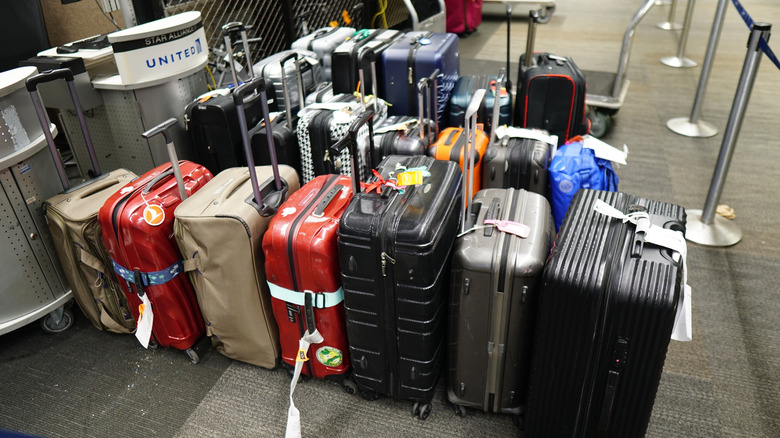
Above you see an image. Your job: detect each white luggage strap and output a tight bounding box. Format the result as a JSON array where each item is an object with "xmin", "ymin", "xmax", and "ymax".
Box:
[
  {"xmin": 593, "ymin": 199, "xmax": 692, "ymax": 342},
  {"xmin": 494, "ymin": 126, "xmax": 558, "ymax": 147},
  {"xmin": 267, "ymin": 283, "xmax": 345, "ymax": 308}
]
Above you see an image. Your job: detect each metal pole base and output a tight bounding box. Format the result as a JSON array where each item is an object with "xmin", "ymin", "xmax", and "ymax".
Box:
[
  {"xmin": 657, "ymin": 21, "xmax": 683, "ymax": 30},
  {"xmin": 661, "ymin": 56, "xmax": 698, "ymax": 67},
  {"xmin": 685, "ymin": 209, "xmax": 742, "ymax": 247},
  {"xmin": 667, "ymin": 117, "xmax": 719, "ymax": 137}
]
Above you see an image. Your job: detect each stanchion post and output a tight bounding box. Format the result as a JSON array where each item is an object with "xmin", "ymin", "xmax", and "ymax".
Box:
[
  {"xmin": 661, "ymin": 0, "xmax": 698, "ymax": 67},
  {"xmin": 667, "ymin": 0, "xmax": 729, "ymax": 138},
  {"xmin": 657, "ymin": 0, "xmax": 683, "ymax": 30},
  {"xmin": 686, "ymin": 22, "xmax": 771, "ymax": 247}
]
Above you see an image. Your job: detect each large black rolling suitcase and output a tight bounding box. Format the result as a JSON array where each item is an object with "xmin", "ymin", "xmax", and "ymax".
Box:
[
  {"xmin": 482, "ymin": 72, "xmax": 556, "ymax": 196},
  {"xmin": 525, "ymin": 189, "xmax": 690, "ymax": 437},
  {"xmin": 447, "ymin": 89, "xmax": 553, "ymax": 419},
  {"xmin": 513, "ymin": 11, "xmax": 588, "ymax": 146},
  {"xmin": 334, "ymin": 110, "xmax": 462, "ymax": 419},
  {"xmin": 331, "ymin": 29, "xmax": 402, "ymax": 97}
]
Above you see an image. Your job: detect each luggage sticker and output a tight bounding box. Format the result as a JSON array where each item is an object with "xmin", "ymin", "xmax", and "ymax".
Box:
[
  {"xmin": 281, "ymin": 206, "xmax": 297, "ymax": 217},
  {"xmin": 296, "ymin": 348, "xmax": 309, "ymax": 362},
  {"xmin": 316, "ymin": 346, "xmax": 343, "ymax": 367},
  {"xmin": 143, "ymin": 204, "xmax": 166, "ymax": 226}
]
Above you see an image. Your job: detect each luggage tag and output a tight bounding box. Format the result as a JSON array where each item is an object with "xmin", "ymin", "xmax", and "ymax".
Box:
[
  {"xmin": 374, "ymin": 119, "xmax": 418, "ymax": 134},
  {"xmin": 581, "ymin": 135, "xmax": 629, "ymax": 166},
  {"xmin": 134, "ymin": 293, "xmax": 153, "ymax": 348},
  {"xmin": 457, "ymin": 219, "xmax": 531, "ymax": 238},
  {"xmin": 285, "ymin": 329, "xmax": 324, "ymax": 438},
  {"xmin": 593, "ymin": 199, "xmax": 692, "ymax": 341},
  {"xmin": 393, "ymin": 165, "xmax": 430, "ymax": 187},
  {"xmin": 495, "ymin": 126, "xmax": 558, "ymax": 147}
]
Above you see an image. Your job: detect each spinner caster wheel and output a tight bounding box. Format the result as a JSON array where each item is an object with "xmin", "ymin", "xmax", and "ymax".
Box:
[
  {"xmin": 452, "ymin": 404, "xmax": 466, "ymax": 418},
  {"xmin": 361, "ymin": 389, "xmax": 379, "ymax": 401},
  {"xmin": 185, "ymin": 348, "xmax": 200, "ymax": 365},
  {"xmin": 40, "ymin": 308, "xmax": 74, "ymax": 334},
  {"xmin": 415, "ymin": 403, "xmax": 432, "ymax": 420},
  {"xmin": 342, "ymin": 379, "xmax": 358, "ymax": 395},
  {"xmin": 537, "ymin": 6, "xmax": 556, "ymax": 24}
]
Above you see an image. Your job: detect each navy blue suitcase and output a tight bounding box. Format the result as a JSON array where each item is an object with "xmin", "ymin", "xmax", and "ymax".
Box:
[
  {"xmin": 448, "ymin": 74, "xmax": 511, "ymax": 135},
  {"xmin": 380, "ymin": 31, "xmax": 459, "ymax": 126}
]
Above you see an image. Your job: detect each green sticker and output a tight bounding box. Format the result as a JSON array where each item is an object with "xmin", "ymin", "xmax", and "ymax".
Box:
[{"xmin": 316, "ymin": 346, "xmax": 343, "ymax": 367}]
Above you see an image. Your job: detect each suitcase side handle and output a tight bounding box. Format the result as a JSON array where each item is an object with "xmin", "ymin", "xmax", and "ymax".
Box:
[
  {"xmin": 234, "ymin": 76, "xmax": 287, "ymax": 216},
  {"xmin": 462, "ymin": 88, "xmax": 487, "ymax": 233},
  {"xmin": 489, "ymin": 68, "xmax": 507, "ymax": 145},
  {"xmin": 26, "ymin": 68, "xmax": 102, "ymax": 190},
  {"xmin": 142, "ymin": 118, "xmax": 187, "ymax": 201},
  {"xmin": 329, "ymin": 110, "xmax": 375, "ymax": 195}
]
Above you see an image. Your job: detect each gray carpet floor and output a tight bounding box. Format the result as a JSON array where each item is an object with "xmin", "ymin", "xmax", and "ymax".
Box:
[{"xmin": 2, "ymin": 0, "xmax": 779, "ymax": 436}]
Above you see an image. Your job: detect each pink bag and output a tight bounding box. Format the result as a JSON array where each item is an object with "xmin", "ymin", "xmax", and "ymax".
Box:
[{"xmin": 445, "ymin": 0, "xmax": 483, "ymax": 34}]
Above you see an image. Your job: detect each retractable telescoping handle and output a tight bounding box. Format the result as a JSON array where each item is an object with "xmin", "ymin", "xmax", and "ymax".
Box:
[
  {"xmin": 524, "ymin": 10, "xmax": 539, "ymax": 68},
  {"xmin": 222, "ymin": 22, "xmax": 255, "ymax": 88},
  {"xmin": 234, "ymin": 76, "xmax": 287, "ymax": 215},
  {"xmin": 462, "ymin": 89, "xmax": 487, "ymax": 233},
  {"xmin": 279, "ymin": 52, "xmax": 306, "ymax": 132},
  {"xmin": 418, "ymin": 68, "xmax": 440, "ymax": 141},
  {"xmin": 329, "ymin": 110, "xmax": 375, "ymax": 195},
  {"xmin": 141, "ymin": 118, "xmax": 187, "ymax": 201},
  {"xmin": 26, "ymin": 68, "xmax": 102, "ymax": 189},
  {"xmin": 490, "ymin": 68, "xmax": 507, "ymax": 144}
]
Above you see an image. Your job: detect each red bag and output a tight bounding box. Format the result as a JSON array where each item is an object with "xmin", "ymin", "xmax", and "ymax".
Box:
[{"xmin": 446, "ymin": 0, "xmax": 483, "ymax": 34}]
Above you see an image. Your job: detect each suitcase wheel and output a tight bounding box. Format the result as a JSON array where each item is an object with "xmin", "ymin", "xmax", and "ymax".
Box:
[
  {"xmin": 185, "ymin": 348, "xmax": 200, "ymax": 365},
  {"xmin": 451, "ymin": 404, "xmax": 466, "ymax": 418},
  {"xmin": 412, "ymin": 402, "xmax": 432, "ymax": 420},
  {"xmin": 361, "ymin": 389, "xmax": 379, "ymax": 401},
  {"xmin": 341, "ymin": 379, "xmax": 358, "ymax": 395}
]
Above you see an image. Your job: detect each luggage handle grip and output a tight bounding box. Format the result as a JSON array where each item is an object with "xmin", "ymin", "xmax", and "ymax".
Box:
[
  {"xmin": 234, "ymin": 76, "xmax": 286, "ymax": 216},
  {"xmin": 142, "ymin": 168, "xmax": 175, "ymax": 195},
  {"xmin": 462, "ymin": 89, "xmax": 487, "ymax": 233},
  {"xmin": 26, "ymin": 68, "xmax": 102, "ymax": 188},
  {"xmin": 490, "ymin": 68, "xmax": 507, "ymax": 144},
  {"xmin": 329, "ymin": 110, "xmax": 375, "ymax": 195},
  {"xmin": 142, "ymin": 118, "xmax": 187, "ymax": 201},
  {"xmin": 71, "ymin": 174, "xmax": 121, "ymax": 199}
]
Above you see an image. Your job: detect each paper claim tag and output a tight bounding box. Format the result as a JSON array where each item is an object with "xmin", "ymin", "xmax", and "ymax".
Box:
[
  {"xmin": 396, "ymin": 171, "xmax": 424, "ymax": 186},
  {"xmin": 134, "ymin": 294, "xmax": 154, "ymax": 348}
]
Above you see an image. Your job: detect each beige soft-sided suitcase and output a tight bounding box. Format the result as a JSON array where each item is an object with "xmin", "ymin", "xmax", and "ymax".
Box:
[
  {"xmin": 28, "ymin": 68, "xmax": 136, "ymax": 333},
  {"xmin": 174, "ymin": 77, "xmax": 300, "ymax": 368}
]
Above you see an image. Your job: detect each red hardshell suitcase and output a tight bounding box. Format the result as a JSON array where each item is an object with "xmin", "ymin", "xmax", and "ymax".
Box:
[
  {"xmin": 445, "ymin": 0, "xmax": 483, "ymax": 34},
  {"xmin": 98, "ymin": 121, "xmax": 212, "ymax": 362},
  {"xmin": 262, "ymin": 173, "xmax": 354, "ymax": 387}
]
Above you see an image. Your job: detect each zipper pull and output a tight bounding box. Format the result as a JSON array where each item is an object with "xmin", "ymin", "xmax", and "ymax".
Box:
[
  {"xmin": 408, "ymin": 67, "xmax": 414, "ymax": 85},
  {"xmin": 381, "ymin": 252, "xmax": 396, "ymax": 277}
]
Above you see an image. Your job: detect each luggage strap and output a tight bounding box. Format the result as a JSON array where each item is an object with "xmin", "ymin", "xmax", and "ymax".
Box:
[
  {"xmin": 267, "ymin": 282, "xmax": 344, "ymax": 308},
  {"xmin": 112, "ymin": 259, "xmax": 185, "ymax": 287},
  {"xmin": 593, "ymin": 199, "xmax": 692, "ymax": 342}
]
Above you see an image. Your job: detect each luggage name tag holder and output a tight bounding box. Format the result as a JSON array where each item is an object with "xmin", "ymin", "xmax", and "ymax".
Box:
[
  {"xmin": 457, "ymin": 219, "xmax": 531, "ymax": 238},
  {"xmin": 593, "ymin": 199, "xmax": 692, "ymax": 342},
  {"xmin": 134, "ymin": 293, "xmax": 154, "ymax": 348}
]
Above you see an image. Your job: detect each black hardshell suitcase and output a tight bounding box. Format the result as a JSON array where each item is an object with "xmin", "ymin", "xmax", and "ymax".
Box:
[
  {"xmin": 482, "ymin": 72, "xmax": 556, "ymax": 196},
  {"xmin": 331, "ymin": 29, "xmax": 402, "ymax": 96},
  {"xmin": 513, "ymin": 11, "xmax": 588, "ymax": 146},
  {"xmin": 525, "ymin": 189, "xmax": 687, "ymax": 437},
  {"xmin": 448, "ymin": 73, "xmax": 511, "ymax": 135},
  {"xmin": 334, "ymin": 111, "xmax": 462, "ymax": 419}
]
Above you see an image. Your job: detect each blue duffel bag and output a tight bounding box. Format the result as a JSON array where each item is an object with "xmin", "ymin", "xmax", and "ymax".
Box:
[{"xmin": 549, "ymin": 136, "xmax": 619, "ymax": 231}]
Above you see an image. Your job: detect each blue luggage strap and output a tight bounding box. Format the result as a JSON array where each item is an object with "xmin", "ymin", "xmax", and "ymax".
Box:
[
  {"xmin": 112, "ymin": 259, "xmax": 185, "ymax": 288},
  {"xmin": 267, "ymin": 282, "xmax": 344, "ymax": 309}
]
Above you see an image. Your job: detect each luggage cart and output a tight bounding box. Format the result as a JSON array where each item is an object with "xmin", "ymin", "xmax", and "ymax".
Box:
[
  {"xmin": 0, "ymin": 67, "xmax": 74, "ymax": 336},
  {"xmin": 581, "ymin": 0, "xmax": 655, "ymax": 137},
  {"xmin": 484, "ymin": 0, "xmax": 556, "ymax": 24}
]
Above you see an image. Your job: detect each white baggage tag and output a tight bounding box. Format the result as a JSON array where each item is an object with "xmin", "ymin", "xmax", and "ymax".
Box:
[
  {"xmin": 582, "ymin": 135, "xmax": 629, "ymax": 165},
  {"xmin": 285, "ymin": 330, "xmax": 324, "ymax": 438},
  {"xmin": 494, "ymin": 126, "xmax": 558, "ymax": 146},
  {"xmin": 134, "ymin": 293, "xmax": 154, "ymax": 348},
  {"xmin": 593, "ymin": 199, "xmax": 692, "ymax": 341}
]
